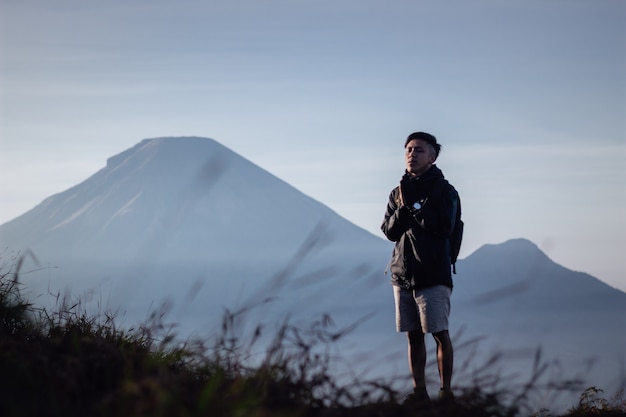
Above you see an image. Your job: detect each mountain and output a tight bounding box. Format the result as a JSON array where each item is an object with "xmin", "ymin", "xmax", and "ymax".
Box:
[
  {"xmin": 453, "ymin": 239, "xmax": 626, "ymax": 410},
  {"xmin": 1, "ymin": 137, "xmax": 624, "ymax": 412},
  {"xmin": 1, "ymin": 137, "xmax": 385, "ymax": 261},
  {"xmin": 0, "ymin": 137, "xmax": 391, "ymax": 327},
  {"xmin": 455, "ymin": 238, "xmax": 626, "ymax": 312}
]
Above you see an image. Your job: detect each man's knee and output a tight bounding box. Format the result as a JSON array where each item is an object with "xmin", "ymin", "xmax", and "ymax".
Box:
[
  {"xmin": 407, "ymin": 329, "xmax": 424, "ymax": 344},
  {"xmin": 432, "ymin": 330, "xmax": 451, "ymax": 346}
]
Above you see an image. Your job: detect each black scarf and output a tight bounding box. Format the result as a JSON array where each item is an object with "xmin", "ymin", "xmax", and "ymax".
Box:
[{"xmin": 400, "ymin": 165, "xmax": 444, "ymax": 206}]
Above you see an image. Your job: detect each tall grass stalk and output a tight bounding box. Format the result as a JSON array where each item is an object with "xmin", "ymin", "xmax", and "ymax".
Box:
[{"xmin": 1, "ymin": 254, "xmax": 623, "ymax": 416}]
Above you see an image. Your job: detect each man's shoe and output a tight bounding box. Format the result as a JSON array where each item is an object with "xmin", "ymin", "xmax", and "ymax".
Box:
[
  {"xmin": 402, "ymin": 388, "xmax": 431, "ymax": 409},
  {"xmin": 438, "ymin": 388, "xmax": 455, "ymax": 403}
]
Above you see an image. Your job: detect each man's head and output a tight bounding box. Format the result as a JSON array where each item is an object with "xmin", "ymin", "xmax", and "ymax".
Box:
[{"xmin": 404, "ymin": 132, "xmax": 440, "ymax": 176}]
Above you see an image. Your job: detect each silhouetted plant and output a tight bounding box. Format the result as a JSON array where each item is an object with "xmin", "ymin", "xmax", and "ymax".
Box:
[
  {"xmin": 1, "ymin": 251, "xmax": 624, "ymax": 417},
  {"xmin": 0, "ymin": 250, "xmax": 34, "ymax": 337},
  {"xmin": 564, "ymin": 387, "xmax": 626, "ymax": 417}
]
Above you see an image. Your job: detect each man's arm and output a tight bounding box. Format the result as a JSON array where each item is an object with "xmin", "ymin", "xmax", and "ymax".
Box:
[
  {"xmin": 381, "ymin": 188, "xmax": 413, "ymax": 242},
  {"xmin": 410, "ymin": 184, "xmax": 458, "ymax": 238}
]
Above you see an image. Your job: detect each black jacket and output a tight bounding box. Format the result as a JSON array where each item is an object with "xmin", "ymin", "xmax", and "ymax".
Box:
[{"xmin": 381, "ymin": 165, "xmax": 459, "ymax": 290}]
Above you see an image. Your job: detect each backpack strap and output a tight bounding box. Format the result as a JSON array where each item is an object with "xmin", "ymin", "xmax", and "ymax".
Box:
[{"xmin": 431, "ymin": 178, "xmax": 463, "ymax": 274}]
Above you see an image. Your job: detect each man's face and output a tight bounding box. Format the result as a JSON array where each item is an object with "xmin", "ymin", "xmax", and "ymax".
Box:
[{"xmin": 405, "ymin": 139, "xmax": 436, "ymax": 176}]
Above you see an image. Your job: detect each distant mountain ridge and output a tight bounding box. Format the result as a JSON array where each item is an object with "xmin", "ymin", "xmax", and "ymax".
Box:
[
  {"xmin": 455, "ymin": 238, "xmax": 626, "ymax": 311},
  {"xmin": 0, "ymin": 137, "xmax": 624, "ymax": 412}
]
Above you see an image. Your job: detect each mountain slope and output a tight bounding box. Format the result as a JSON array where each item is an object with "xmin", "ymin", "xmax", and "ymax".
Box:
[
  {"xmin": 0, "ymin": 137, "xmax": 392, "ymax": 329},
  {"xmin": 454, "ymin": 238, "xmax": 626, "ymax": 312},
  {"xmin": 452, "ymin": 239, "xmax": 626, "ymax": 411},
  {"xmin": 1, "ymin": 137, "xmax": 383, "ymax": 259}
]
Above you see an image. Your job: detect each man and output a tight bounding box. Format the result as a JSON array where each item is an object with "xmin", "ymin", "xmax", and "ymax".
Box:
[{"xmin": 381, "ymin": 131, "xmax": 460, "ymax": 406}]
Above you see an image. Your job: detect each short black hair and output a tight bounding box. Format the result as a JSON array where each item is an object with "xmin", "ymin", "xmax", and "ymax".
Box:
[{"xmin": 405, "ymin": 132, "xmax": 441, "ymax": 157}]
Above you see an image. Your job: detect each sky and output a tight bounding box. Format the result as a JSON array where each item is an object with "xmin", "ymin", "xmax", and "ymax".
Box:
[{"xmin": 1, "ymin": 0, "xmax": 625, "ymax": 292}]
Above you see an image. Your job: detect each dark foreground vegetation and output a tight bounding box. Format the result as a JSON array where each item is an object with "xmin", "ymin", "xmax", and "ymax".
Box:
[{"xmin": 1, "ymin": 259, "xmax": 624, "ymax": 417}]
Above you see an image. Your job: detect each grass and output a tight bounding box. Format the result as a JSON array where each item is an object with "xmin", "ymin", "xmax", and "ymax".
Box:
[{"xmin": 1, "ymin": 255, "xmax": 624, "ymax": 417}]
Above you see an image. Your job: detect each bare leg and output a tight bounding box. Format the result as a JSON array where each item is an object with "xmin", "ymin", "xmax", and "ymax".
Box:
[
  {"xmin": 407, "ymin": 330, "xmax": 427, "ymax": 391},
  {"xmin": 433, "ymin": 330, "xmax": 453, "ymax": 391}
]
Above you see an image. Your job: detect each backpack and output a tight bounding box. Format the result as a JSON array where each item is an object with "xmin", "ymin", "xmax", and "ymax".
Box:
[
  {"xmin": 433, "ymin": 179, "xmax": 463, "ymax": 274},
  {"xmin": 448, "ymin": 187, "xmax": 464, "ymax": 274}
]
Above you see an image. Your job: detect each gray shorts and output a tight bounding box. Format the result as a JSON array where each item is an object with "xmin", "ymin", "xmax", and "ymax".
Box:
[{"xmin": 393, "ymin": 285, "xmax": 451, "ymax": 333}]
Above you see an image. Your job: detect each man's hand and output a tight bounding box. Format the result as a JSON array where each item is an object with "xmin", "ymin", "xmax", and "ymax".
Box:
[{"xmin": 399, "ymin": 176, "xmax": 410, "ymax": 207}]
